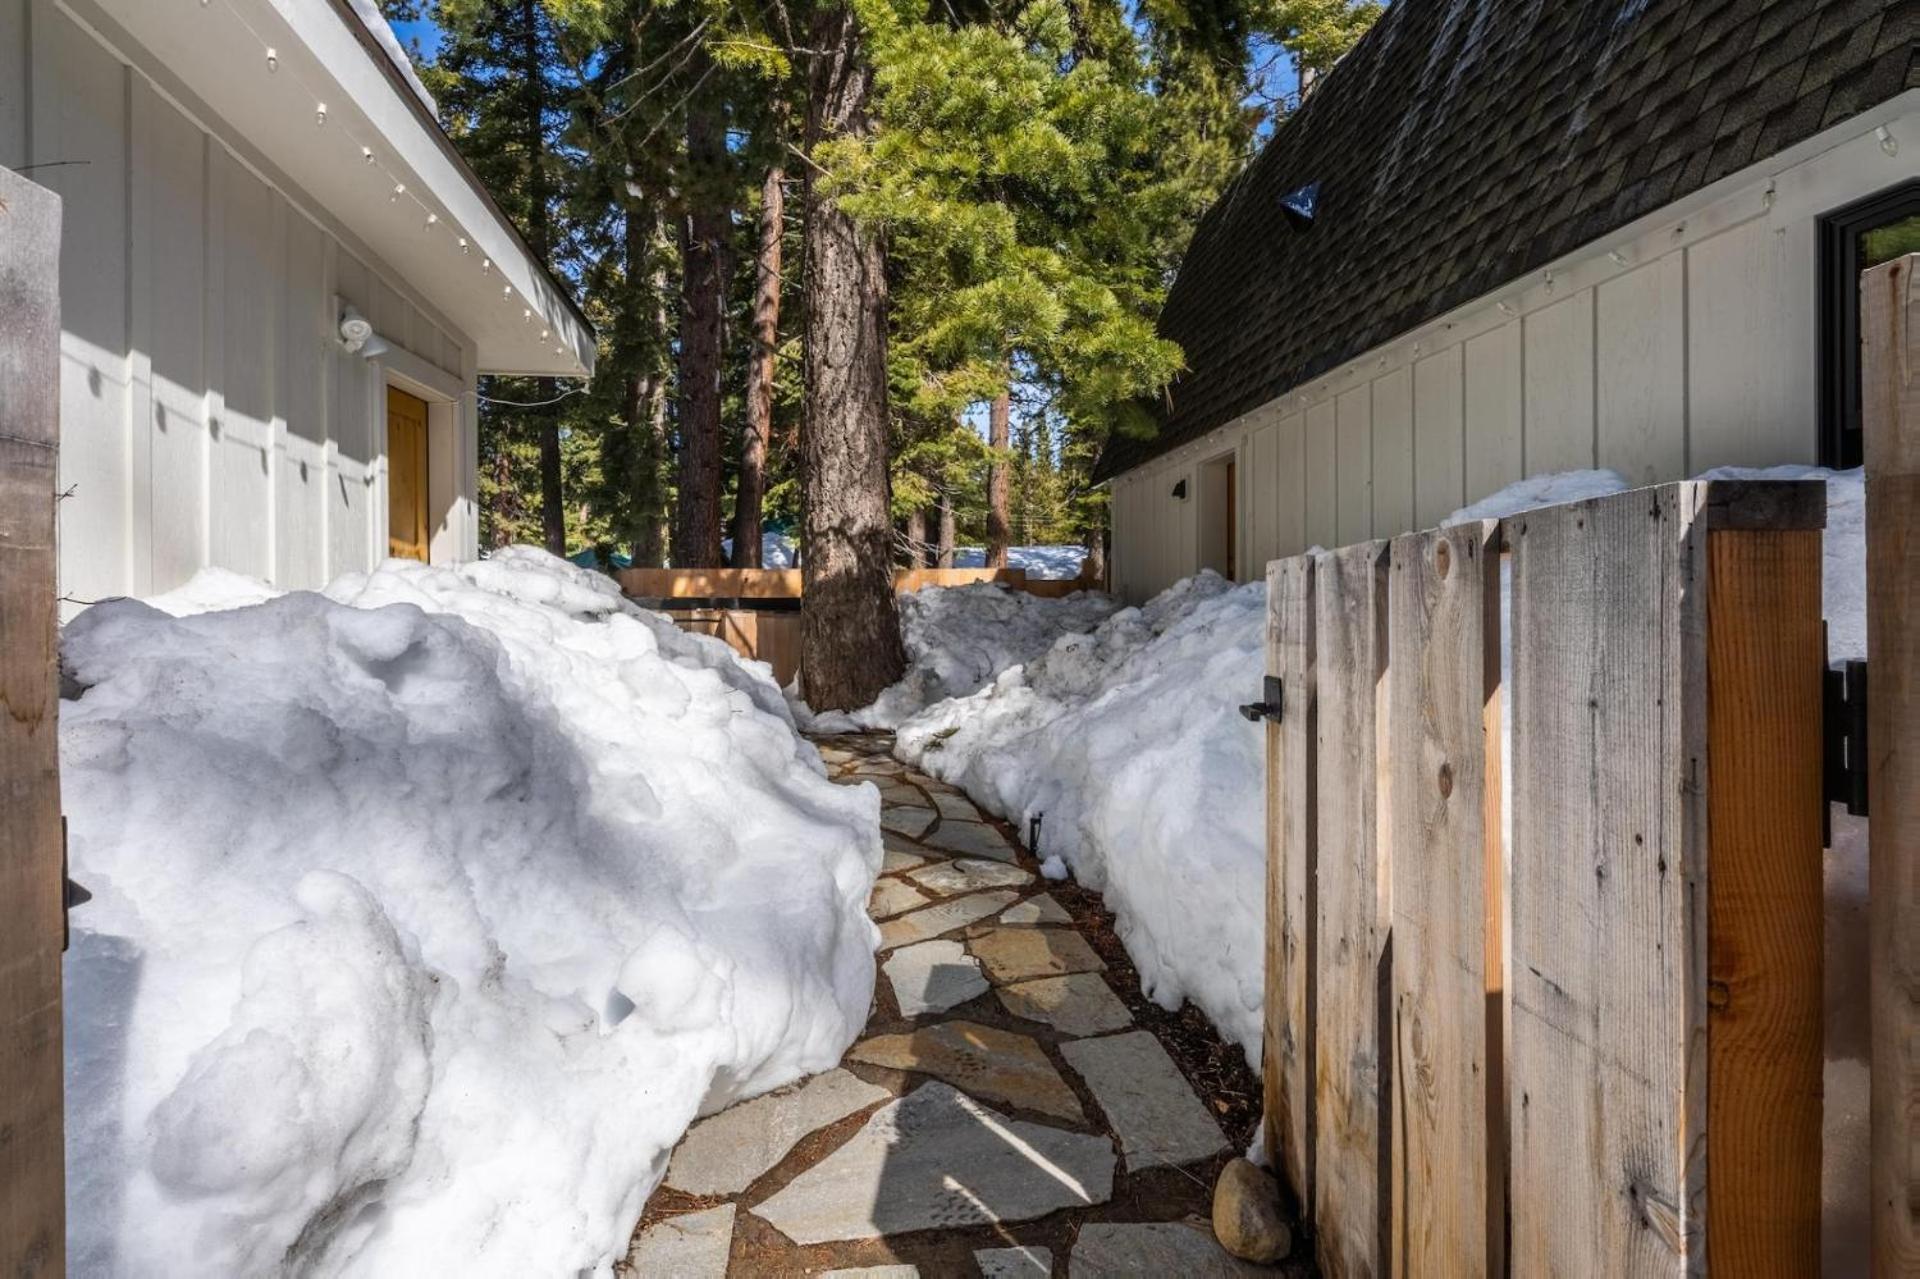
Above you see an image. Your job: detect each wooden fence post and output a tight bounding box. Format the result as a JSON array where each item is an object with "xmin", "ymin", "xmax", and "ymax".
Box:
[
  {"xmin": 1386, "ymin": 521, "xmax": 1502, "ymax": 1277},
  {"xmin": 1265, "ymin": 555, "xmax": 1317, "ymax": 1210},
  {"xmin": 1, "ymin": 168, "xmax": 66, "ymax": 1276},
  {"xmin": 1506, "ymin": 481, "xmax": 1824, "ymax": 1274},
  {"xmin": 1312, "ymin": 540, "xmax": 1391, "ymax": 1277},
  {"xmin": 1862, "ymin": 252, "xmax": 1919, "ymax": 1275}
]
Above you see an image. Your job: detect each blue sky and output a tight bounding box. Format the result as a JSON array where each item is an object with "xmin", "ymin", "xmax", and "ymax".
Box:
[{"xmin": 390, "ymin": 18, "xmax": 442, "ymax": 61}]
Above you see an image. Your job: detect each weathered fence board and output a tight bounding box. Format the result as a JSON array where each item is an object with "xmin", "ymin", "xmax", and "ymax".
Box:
[
  {"xmin": 1385, "ymin": 521, "xmax": 1501, "ymax": 1278},
  {"xmin": 1265, "ymin": 556, "xmax": 1317, "ymax": 1209},
  {"xmin": 1312, "ymin": 540, "xmax": 1391, "ymax": 1277},
  {"xmin": 1507, "ymin": 482, "xmax": 1824, "ymax": 1274},
  {"xmin": 1862, "ymin": 252, "xmax": 1920, "ymax": 1274},
  {"xmin": 1, "ymin": 168, "xmax": 66, "ymax": 1276}
]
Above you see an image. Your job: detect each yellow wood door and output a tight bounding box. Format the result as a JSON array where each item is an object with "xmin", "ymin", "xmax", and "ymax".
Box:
[{"xmin": 386, "ymin": 386, "xmax": 430, "ymax": 561}]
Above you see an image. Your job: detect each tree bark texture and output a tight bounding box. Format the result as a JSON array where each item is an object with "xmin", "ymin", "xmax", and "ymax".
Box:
[
  {"xmin": 903, "ymin": 507, "xmax": 925, "ymax": 565},
  {"xmin": 624, "ymin": 206, "xmax": 670, "ymax": 566},
  {"xmin": 986, "ymin": 387, "xmax": 1011, "ymax": 567},
  {"xmin": 674, "ymin": 77, "xmax": 728, "ymax": 568},
  {"xmin": 937, "ymin": 486, "xmax": 956, "ymax": 568},
  {"xmin": 732, "ymin": 152, "xmax": 784, "ymax": 567},
  {"xmin": 801, "ymin": 3, "xmax": 907, "ymax": 710}
]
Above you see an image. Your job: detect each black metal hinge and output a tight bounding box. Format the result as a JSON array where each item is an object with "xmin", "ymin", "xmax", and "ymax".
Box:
[
  {"xmin": 1240, "ymin": 675, "xmax": 1283, "ymax": 724},
  {"xmin": 1824, "ymin": 658, "xmax": 1868, "ymax": 843}
]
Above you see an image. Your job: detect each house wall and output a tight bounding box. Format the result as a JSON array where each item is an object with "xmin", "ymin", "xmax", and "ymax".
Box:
[
  {"xmin": 3, "ymin": 0, "xmax": 481, "ymax": 614},
  {"xmin": 1110, "ymin": 93, "xmax": 1919, "ymax": 603}
]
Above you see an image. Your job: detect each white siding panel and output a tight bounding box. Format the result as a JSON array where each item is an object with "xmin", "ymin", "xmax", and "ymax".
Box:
[
  {"xmin": 1597, "ymin": 255, "xmax": 1686, "ymax": 485},
  {"xmin": 1522, "ymin": 292, "xmax": 1596, "ymax": 475},
  {"xmin": 1464, "ymin": 322, "xmax": 1522, "ymax": 506},
  {"xmin": 40, "ymin": 18, "xmax": 131, "ymax": 606},
  {"xmin": 212, "ymin": 159, "xmax": 276, "ymax": 578},
  {"xmin": 331, "ymin": 251, "xmax": 375, "ymax": 572},
  {"xmin": 1251, "ymin": 414, "xmax": 1279, "ymax": 572},
  {"xmin": 1336, "ymin": 386, "xmax": 1372, "ymax": 546},
  {"xmin": 280, "ymin": 213, "xmax": 329, "ymax": 585},
  {"xmin": 1687, "ymin": 216, "xmax": 1817, "ymax": 472},
  {"xmin": 1413, "ymin": 347, "xmax": 1464, "ymax": 528},
  {"xmin": 145, "ymin": 101, "xmax": 209, "ymax": 594},
  {"xmin": 1276, "ymin": 411, "xmax": 1305, "ymax": 556},
  {"xmin": 1305, "ymin": 400, "xmax": 1337, "ymax": 550},
  {"xmin": 1371, "ymin": 366, "xmax": 1413, "ymax": 537}
]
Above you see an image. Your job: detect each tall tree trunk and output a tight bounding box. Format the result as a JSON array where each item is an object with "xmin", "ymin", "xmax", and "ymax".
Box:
[
  {"xmin": 985, "ymin": 387, "xmax": 1011, "ymax": 567},
  {"xmin": 732, "ymin": 147, "xmax": 784, "ymax": 568},
  {"xmin": 514, "ymin": 0, "xmax": 564, "ymax": 556},
  {"xmin": 937, "ymin": 486, "xmax": 956, "ymax": 568},
  {"xmin": 624, "ymin": 205, "xmax": 670, "ymax": 566},
  {"xmin": 800, "ymin": 3, "xmax": 906, "ymax": 710},
  {"xmin": 902, "ymin": 507, "xmax": 925, "ymax": 566},
  {"xmin": 675, "ymin": 75, "xmax": 728, "ymax": 568},
  {"xmin": 1084, "ymin": 524, "xmax": 1106, "ymax": 586}
]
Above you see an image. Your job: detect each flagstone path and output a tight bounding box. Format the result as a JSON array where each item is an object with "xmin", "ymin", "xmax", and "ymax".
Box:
[{"xmin": 624, "ymin": 733, "xmax": 1300, "ymax": 1277}]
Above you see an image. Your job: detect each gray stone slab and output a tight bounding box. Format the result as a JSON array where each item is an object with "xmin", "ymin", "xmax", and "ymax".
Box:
[
  {"xmin": 921, "ymin": 819, "xmax": 1018, "ymax": 862},
  {"xmin": 884, "ymin": 831, "xmax": 937, "ymax": 861},
  {"xmin": 996, "ymin": 973, "xmax": 1134, "ymax": 1038},
  {"xmin": 877, "ymin": 780, "xmax": 926, "ymax": 807},
  {"xmin": 999, "ymin": 894, "xmax": 1072, "ymax": 925},
  {"xmin": 820, "ymin": 1268, "xmax": 920, "ymax": 1278},
  {"xmin": 1068, "ymin": 1222, "xmax": 1268, "ymax": 1276},
  {"xmin": 1059, "ymin": 1032, "xmax": 1228, "ymax": 1171},
  {"xmin": 881, "ymin": 805, "xmax": 936, "ymax": 839},
  {"xmin": 666, "ymin": 1070, "xmax": 890, "ymax": 1195},
  {"xmin": 847, "ymin": 1020, "xmax": 1083, "ymax": 1121},
  {"xmin": 907, "ymin": 857, "xmax": 1033, "ymax": 897},
  {"xmin": 878, "ymin": 891, "xmax": 1018, "ymax": 950},
  {"xmin": 883, "ymin": 846, "xmax": 930, "ymax": 875},
  {"xmin": 976, "ymin": 1245, "xmax": 1053, "ymax": 1276},
  {"xmin": 871, "ymin": 878, "xmax": 934, "ymax": 919},
  {"xmin": 884, "ymin": 939, "xmax": 990, "ymax": 1017},
  {"xmin": 929, "ymin": 790, "xmax": 983, "ymax": 823},
  {"xmin": 750, "ymin": 1082, "xmax": 1115, "ymax": 1244},
  {"xmin": 625, "ymin": 1203, "xmax": 735, "ymax": 1277},
  {"xmin": 970, "ymin": 927, "xmax": 1105, "ymax": 984}
]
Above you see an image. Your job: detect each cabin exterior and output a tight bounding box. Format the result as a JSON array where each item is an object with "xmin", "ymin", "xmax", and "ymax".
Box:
[
  {"xmin": 1100, "ymin": 0, "xmax": 1918, "ymax": 603},
  {"xmin": 3, "ymin": 0, "xmax": 593, "ymax": 613}
]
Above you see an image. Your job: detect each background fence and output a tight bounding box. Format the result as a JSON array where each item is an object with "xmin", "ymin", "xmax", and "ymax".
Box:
[{"xmin": 1262, "ymin": 479, "xmax": 1829, "ymax": 1276}]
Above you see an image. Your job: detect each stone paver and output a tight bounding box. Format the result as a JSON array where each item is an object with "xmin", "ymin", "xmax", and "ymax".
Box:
[
  {"xmin": 995, "ymin": 972, "xmax": 1134, "ymax": 1038},
  {"xmin": 820, "ymin": 1267, "xmax": 920, "ymax": 1278},
  {"xmin": 919, "ymin": 819, "xmax": 1017, "ymax": 862},
  {"xmin": 881, "ymin": 806, "xmax": 936, "ymax": 839},
  {"xmin": 870, "ymin": 878, "xmax": 933, "ymax": 919},
  {"xmin": 626, "ymin": 1203, "xmax": 735, "ymax": 1276},
  {"xmin": 969, "ymin": 927, "xmax": 1105, "ymax": 983},
  {"xmin": 666, "ymin": 1069, "xmax": 890, "ymax": 1195},
  {"xmin": 1059, "ymin": 1031, "xmax": 1228, "ymax": 1171},
  {"xmin": 975, "ymin": 1245, "xmax": 1053, "ymax": 1275},
  {"xmin": 929, "ymin": 790, "xmax": 983, "ymax": 823},
  {"xmin": 907, "ymin": 857, "xmax": 1032, "ymax": 897},
  {"xmin": 750, "ymin": 1082, "xmax": 1115, "ymax": 1244},
  {"xmin": 1067, "ymin": 1221, "xmax": 1268, "ymax": 1276},
  {"xmin": 846, "ymin": 1020, "xmax": 1083, "ymax": 1121},
  {"xmin": 999, "ymin": 894, "xmax": 1071, "ymax": 925},
  {"xmin": 882, "ymin": 846, "xmax": 929, "ymax": 874},
  {"xmin": 878, "ymin": 891, "xmax": 1018, "ymax": 950},
  {"xmin": 883, "ymin": 939, "xmax": 989, "ymax": 1016}
]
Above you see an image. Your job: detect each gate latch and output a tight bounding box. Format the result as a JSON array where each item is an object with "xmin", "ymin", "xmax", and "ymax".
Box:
[
  {"xmin": 1239, "ymin": 675, "xmax": 1284, "ymax": 725},
  {"xmin": 1824, "ymin": 659, "xmax": 1868, "ymax": 839}
]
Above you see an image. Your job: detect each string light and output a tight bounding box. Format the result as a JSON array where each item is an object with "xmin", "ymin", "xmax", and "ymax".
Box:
[{"xmin": 191, "ymin": 0, "xmax": 575, "ymax": 369}]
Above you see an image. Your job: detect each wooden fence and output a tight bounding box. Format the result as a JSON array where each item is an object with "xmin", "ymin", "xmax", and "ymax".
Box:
[
  {"xmin": 1261, "ymin": 479, "xmax": 1829, "ymax": 1276},
  {"xmin": 618, "ymin": 564, "xmax": 1099, "ymax": 685},
  {"xmin": 1, "ymin": 169, "xmax": 66, "ymax": 1274}
]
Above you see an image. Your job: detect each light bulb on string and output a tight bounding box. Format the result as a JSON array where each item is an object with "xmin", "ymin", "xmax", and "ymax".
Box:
[
  {"xmin": 362, "ymin": 146, "xmax": 375, "ymax": 165},
  {"xmin": 391, "ymin": 183, "xmax": 406, "ymax": 202},
  {"xmin": 316, "ymin": 103, "xmax": 327, "ymax": 126},
  {"xmin": 265, "ymin": 47, "xmax": 277, "ymax": 72}
]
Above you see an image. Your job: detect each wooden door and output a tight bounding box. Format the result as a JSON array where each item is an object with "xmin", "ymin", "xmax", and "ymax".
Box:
[{"xmin": 386, "ymin": 386, "xmax": 430, "ymax": 561}]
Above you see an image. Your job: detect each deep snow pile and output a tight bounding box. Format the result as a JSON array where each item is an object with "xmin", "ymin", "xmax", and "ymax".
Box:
[
  {"xmin": 894, "ymin": 572, "xmax": 1269, "ymax": 1059},
  {"xmin": 720, "ymin": 530, "xmax": 799, "ymax": 567},
  {"xmin": 61, "ymin": 548, "xmax": 880, "ymax": 1276},
  {"xmin": 799, "ymin": 582, "xmax": 1121, "ymax": 731}
]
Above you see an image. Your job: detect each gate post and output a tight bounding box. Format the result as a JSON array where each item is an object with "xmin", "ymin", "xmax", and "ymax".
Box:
[{"xmin": 0, "ymin": 168, "xmax": 66, "ymax": 1275}]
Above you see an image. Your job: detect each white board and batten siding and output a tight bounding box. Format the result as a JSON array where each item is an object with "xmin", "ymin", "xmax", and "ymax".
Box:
[
  {"xmin": 1110, "ymin": 92, "xmax": 1918, "ymax": 604},
  {"xmin": 4, "ymin": 0, "xmax": 481, "ymax": 614}
]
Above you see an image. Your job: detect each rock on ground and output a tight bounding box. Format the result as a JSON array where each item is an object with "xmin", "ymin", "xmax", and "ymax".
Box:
[
  {"xmin": 1211, "ymin": 1156, "xmax": 1291, "ymax": 1263},
  {"xmin": 1059, "ymin": 1031, "xmax": 1228, "ymax": 1171},
  {"xmin": 666, "ymin": 1070, "xmax": 889, "ymax": 1196}
]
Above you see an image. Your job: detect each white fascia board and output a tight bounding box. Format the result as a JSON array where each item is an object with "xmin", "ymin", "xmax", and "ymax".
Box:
[{"xmin": 86, "ymin": 0, "xmax": 593, "ymax": 378}]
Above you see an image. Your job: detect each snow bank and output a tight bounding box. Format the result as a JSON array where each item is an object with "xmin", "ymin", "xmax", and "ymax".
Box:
[
  {"xmin": 895, "ymin": 573, "xmax": 1269, "ymax": 1060},
  {"xmin": 1445, "ymin": 467, "xmax": 1631, "ymax": 521},
  {"xmin": 952, "ymin": 544, "xmax": 1089, "ymax": 578},
  {"xmin": 721, "ymin": 531, "xmax": 799, "ymax": 567},
  {"xmin": 61, "ymin": 548, "xmax": 880, "ymax": 1276},
  {"xmin": 798, "ymin": 582, "xmax": 1121, "ymax": 731}
]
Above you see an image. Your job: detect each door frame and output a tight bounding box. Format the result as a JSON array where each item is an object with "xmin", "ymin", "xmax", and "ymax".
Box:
[{"xmin": 374, "ymin": 343, "xmax": 461, "ymax": 566}]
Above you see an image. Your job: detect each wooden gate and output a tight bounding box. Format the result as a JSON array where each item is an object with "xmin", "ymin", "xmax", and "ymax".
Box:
[
  {"xmin": 1261, "ymin": 479, "xmax": 1828, "ymax": 1276},
  {"xmin": 1, "ymin": 168, "xmax": 67, "ymax": 1275}
]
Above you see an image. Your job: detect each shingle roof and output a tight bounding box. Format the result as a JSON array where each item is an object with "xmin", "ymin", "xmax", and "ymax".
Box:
[{"xmin": 1097, "ymin": 0, "xmax": 1920, "ymax": 480}]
